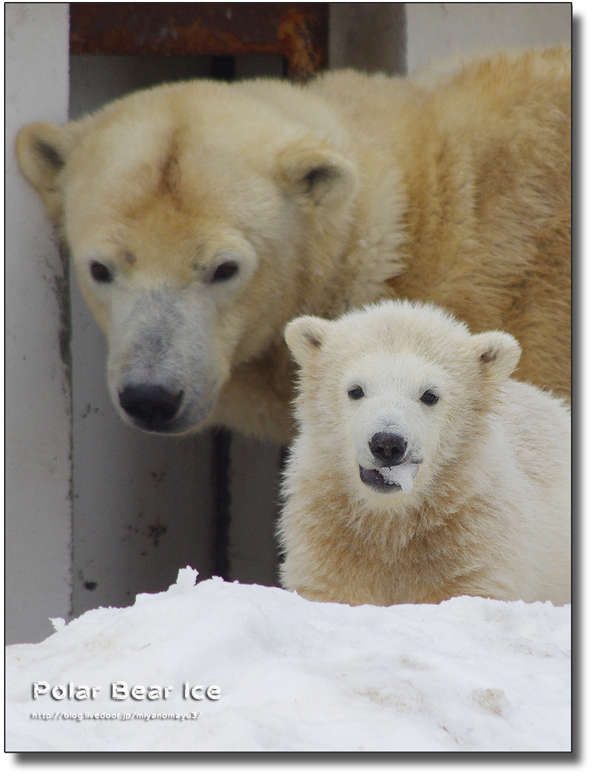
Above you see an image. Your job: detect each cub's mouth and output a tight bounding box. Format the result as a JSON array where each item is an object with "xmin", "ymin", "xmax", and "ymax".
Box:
[
  {"xmin": 359, "ymin": 466, "xmax": 400, "ymax": 493},
  {"xmin": 359, "ymin": 462, "xmax": 421, "ymax": 494}
]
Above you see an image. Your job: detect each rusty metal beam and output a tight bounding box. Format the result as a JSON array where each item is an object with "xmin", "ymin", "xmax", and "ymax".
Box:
[{"xmin": 70, "ymin": 2, "xmax": 329, "ymax": 80}]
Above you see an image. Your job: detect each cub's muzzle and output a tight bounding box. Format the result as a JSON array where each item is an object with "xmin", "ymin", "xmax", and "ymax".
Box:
[{"xmin": 368, "ymin": 432, "xmax": 407, "ymax": 466}]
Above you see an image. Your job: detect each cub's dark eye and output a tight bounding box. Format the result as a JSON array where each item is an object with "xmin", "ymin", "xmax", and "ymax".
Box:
[
  {"xmin": 348, "ymin": 386, "xmax": 365, "ymax": 400},
  {"xmin": 420, "ymin": 390, "xmax": 439, "ymax": 406},
  {"xmin": 211, "ymin": 261, "xmax": 239, "ymax": 283},
  {"xmin": 90, "ymin": 261, "xmax": 112, "ymax": 283}
]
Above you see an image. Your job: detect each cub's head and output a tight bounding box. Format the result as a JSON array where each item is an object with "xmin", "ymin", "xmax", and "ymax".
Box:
[
  {"xmin": 285, "ymin": 301, "xmax": 521, "ymax": 503},
  {"xmin": 15, "ymin": 81, "xmax": 358, "ymax": 435}
]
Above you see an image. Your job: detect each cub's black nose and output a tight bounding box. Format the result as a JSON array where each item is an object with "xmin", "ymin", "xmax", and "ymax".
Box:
[
  {"xmin": 369, "ymin": 432, "xmax": 407, "ymax": 466},
  {"xmin": 119, "ymin": 384, "xmax": 183, "ymax": 429}
]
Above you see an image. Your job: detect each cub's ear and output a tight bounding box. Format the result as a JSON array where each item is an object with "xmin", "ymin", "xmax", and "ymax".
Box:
[
  {"xmin": 285, "ymin": 315, "xmax": 332, "ymax": 366},
  {"xmin": 276, "ymin": 143, "xmax": 358, "ymax": 209},
  {"xmin": 471, "ymin": 330, "xmax": 521, "ymax": 382},
  {"xmin": 15, "ymin": 122, "xmax": 77, "ymax": 220}
]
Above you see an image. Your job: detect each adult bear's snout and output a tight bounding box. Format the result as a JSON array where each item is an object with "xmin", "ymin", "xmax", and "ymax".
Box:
[
  {"xmin": 369, "ymin": 432, "xmax": 407, "ymax": 466},
  {"xmin": 119, "ymin": 384, "xmax": 183, "ymax": 431}
]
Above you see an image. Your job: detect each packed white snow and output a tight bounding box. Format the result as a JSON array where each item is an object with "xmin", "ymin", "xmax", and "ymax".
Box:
[
  {"xmin": 380, "ymin": 462, "xmax": 420, "ymax": 492},
  {"xmin": 5, "ymin": 567, "xmax": 570, "ymax": 752}
]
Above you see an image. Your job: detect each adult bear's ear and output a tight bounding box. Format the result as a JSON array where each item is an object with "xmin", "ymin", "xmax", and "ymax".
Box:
[
  {"xmin": 471, "ymin": 330, "xmax": 521, "ymax": 382},
  {"xmin": 285, "ymin": 315, "xmax": 332, "ymax": 366},
  {"xmin": 276, "ymin": 142, "xmax": 358, "ymax": 209},
  {"xmin": 15, "ymin": 121, "xmax": 78, "ymax": 221}
]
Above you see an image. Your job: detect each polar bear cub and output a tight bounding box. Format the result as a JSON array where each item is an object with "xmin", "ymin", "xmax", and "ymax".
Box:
[{"xmin": 279, "ymin": 300, "xmax": 570, "ymax": 607}]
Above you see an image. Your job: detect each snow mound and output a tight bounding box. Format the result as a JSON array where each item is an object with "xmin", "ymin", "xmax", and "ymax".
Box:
[{"xmin": 6, "ymin": 568, "xmax": 570, "ymax": 752}]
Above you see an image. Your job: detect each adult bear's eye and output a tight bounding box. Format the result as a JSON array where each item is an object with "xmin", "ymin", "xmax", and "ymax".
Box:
[
  {"xmin": 211, "ymin": 261, "xmax": 239, "ymax": 283},
  {"xmin": 90, "ymin": 261, "xmax": 112, "ymax": 283},
  {"xmin": 420, "ymin": 390, "xmax": 439, "ymax": 406},
  {"xmin": 348, "ymin": 386, "xmax": 365, "ymax": 400}
]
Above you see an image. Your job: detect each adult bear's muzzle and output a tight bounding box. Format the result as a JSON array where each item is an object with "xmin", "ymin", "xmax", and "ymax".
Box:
[{"xmin": 118, "ymin": 384, "xmax": 184, "ymax": 433}]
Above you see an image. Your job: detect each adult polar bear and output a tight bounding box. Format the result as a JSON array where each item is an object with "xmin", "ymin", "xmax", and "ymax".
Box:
[{"xmin": 17, "ymin": 48, "xmax": 570, "ymax": 444}]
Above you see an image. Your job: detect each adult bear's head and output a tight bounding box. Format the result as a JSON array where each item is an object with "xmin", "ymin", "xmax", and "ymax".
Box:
[{"xmin": 16, "ymin": 79, "xmax": 359, "ymax": 435}]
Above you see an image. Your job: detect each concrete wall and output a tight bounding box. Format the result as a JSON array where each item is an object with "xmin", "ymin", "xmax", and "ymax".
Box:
[
  {"xmin": 406, "ymin": 2, "xmax": 571, "ymax": 73},
  {"xmin": 6, "ymin": 3, "xmax": 71, "ymax": 644}
]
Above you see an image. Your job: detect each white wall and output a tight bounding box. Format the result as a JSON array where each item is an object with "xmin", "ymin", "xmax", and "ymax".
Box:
[
  {"xmin": 5, "ymin": 3, "xmax": 71, "ymax": 644},
  {"xmin": 406, "ymin": 2, "xmax": 571, "ymax": 73}
]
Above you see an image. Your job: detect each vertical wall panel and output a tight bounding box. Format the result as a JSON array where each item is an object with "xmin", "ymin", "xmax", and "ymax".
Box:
[
  {"xmin": 5, "ymin": 3, "xmax": 72, "ymax": 644},
  {"xmin": 228, "ymin": 437, "xmax": 282, "ymax": 587}
]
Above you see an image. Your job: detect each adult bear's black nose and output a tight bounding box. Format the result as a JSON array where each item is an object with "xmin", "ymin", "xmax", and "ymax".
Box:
[
  {"xmin": 369, "ymin": 432, "xmax": 407, "ymax": 466},
  {"xmin": 119, "ymin": 384, "xmax": 183, "ymax": 430}
]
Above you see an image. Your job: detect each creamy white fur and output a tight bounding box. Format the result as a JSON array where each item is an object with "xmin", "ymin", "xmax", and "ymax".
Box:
[{"xmin": 279, "ymin": 301, "xmax": 571, "ymax": 607}]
